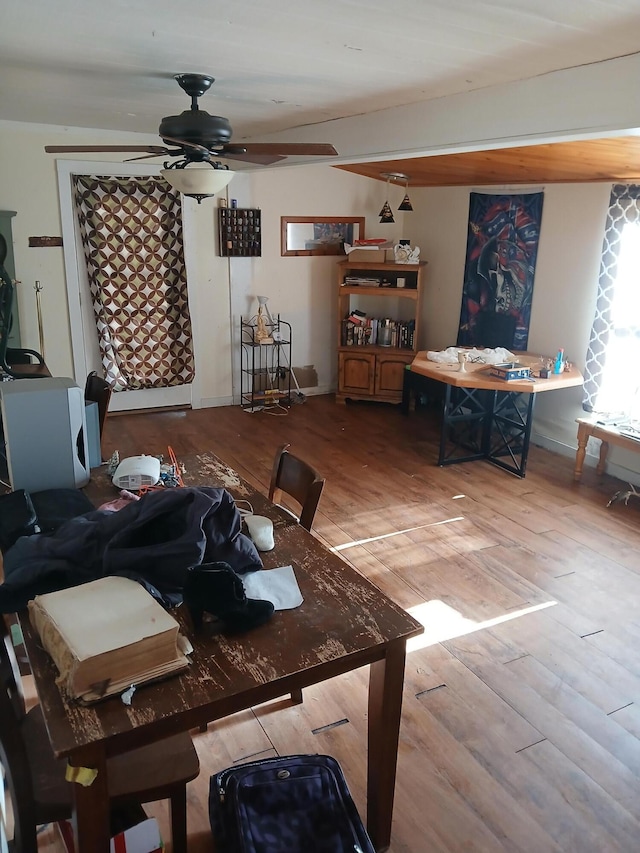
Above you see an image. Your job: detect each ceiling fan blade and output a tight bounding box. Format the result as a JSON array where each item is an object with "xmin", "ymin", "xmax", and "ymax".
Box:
[
  {"xmin": 123, "ymin": 152, "xmax": 174, "ymax": 163},
  {"xmin": 160, "ymin": 135, "xmax": 211, "ymax": 155},
  {"xmin": 222, "ymin": 152, "xmax": 287, "ymax": 166},
  {"xmin": 238, "ymin": 143, "xmax": 338, "ymax": 156},
  {"xmin": 45, "ymin": 145, "xmax": 170, "ymax": 154}
]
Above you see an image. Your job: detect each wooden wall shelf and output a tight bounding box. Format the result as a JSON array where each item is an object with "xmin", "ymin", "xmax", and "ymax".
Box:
[{"xmin": 218, "ymin": 207, "xmax": 261, "ymax": 257}]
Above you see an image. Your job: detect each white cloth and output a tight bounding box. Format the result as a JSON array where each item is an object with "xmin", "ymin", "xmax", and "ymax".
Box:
[
  {"xmin": 426, "ymin": 346, "xmax": 514, "ymax": 365},
  {"xmin": 242, "ymin": 566, "xmax": 303, "ymax": 610}
]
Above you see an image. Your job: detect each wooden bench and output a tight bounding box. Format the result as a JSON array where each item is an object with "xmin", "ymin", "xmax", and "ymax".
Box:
[{"xmin": 574, "ymin": 417, "xmax": 640, "ymax": 481}]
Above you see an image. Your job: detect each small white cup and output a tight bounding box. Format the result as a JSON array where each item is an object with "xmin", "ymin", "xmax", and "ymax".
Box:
[{"xmin": 457, "ymin": 352, "xmax": 468, "ymax": 372}]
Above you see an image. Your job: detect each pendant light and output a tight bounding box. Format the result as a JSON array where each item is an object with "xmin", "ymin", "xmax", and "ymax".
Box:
[
  {"xmin": 378, "ymin": 174, "xmax": 395, "ymax": 223},
  {"xmin": 398, "ymin": 175, "xmax": 413, "ymax": 211},
  {"xmin": 380, "ymin": 171, "xmax": 413, "ymax": 213}
]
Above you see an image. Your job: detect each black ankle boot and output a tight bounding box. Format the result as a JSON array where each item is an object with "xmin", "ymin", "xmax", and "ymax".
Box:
[{"xmin": 182, "ymin": 562, "xmax": 274, "ymax": 634}]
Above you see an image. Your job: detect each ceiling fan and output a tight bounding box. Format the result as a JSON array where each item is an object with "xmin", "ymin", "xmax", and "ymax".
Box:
[
  {"xmin": 45, "ymin": 74, "xmax": 338, "ymax": 201},
  {"xmin": 44, "ymin": 73, "xmax": 338, "ymax": 167}
]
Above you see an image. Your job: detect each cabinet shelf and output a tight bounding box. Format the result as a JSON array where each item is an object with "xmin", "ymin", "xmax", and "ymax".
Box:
[
  {"xmin": 242, "ymin": 339, "xmax": 291, "ymax": 348},
  {"xmin": 337, "ymin": 260, "xmax": 426, "ymax": 405},
  {"xmin": 338, "ymin": 344, "xmax": 412, "ymax": 355},
  {"xmin": 340, "ymin": 285, "xmax": 419, "ymax": 298},
  {"xmin": 340, "ymin": 261, "xmax": 422, "ymax": 271}
]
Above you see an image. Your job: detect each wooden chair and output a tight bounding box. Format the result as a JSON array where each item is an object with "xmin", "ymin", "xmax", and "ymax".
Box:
[
  {"xmin": 268, "ymin": 444, "xmax": 325, "ymax": 705},
  {"xmin": 84, "ymin": 370, "xmax": 112, "ymax": 459},
  {"xmin": 473, "ymin": 310, "xmax": 518, "ymax": 350},
  {"xmin": 0, "ymin": 618, "xmax": 199, "ymax": 853},
  {"xmin": 268, "ymin": 443, "xmax": 326, "ymax": 532}
]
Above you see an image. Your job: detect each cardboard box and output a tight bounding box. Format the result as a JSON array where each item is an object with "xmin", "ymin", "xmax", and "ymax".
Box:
[
  {"xmin": 346, "ymin": 248, "xmax": 390, "ymax": 262},
  {"xmin": 58, "ymin": 817, "xmax": 163, "ymax": 853},
  {"xmin": 488, "ymin": 362, "xmax": 531, "ymax": 381}
]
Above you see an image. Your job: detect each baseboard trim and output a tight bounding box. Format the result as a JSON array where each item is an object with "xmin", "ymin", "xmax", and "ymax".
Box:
[{"xmin": 531, "ymin": 429, "xmax": 640, "ymax": 487}]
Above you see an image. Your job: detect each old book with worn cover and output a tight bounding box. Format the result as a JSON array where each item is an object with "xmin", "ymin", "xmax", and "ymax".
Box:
[{"xmin": 28, "ymin": 576, "xmax": 191, "ymax": 703}]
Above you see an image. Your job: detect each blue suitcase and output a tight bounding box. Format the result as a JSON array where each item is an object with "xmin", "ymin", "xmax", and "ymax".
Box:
[{"xmin": 209, "ymin": 753, "xmax": 376, "ymax": 852}]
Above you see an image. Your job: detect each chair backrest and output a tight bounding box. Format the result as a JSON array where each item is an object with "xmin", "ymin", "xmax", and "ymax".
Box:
[
  {"xmin": 474, "ymin": 311, "xmax": 518, "ymax": 350},
  {"xmin": 0, "ymin": 617, "xmax": 26, "ymax": 719},
  {"xmin": 84, "ymin": 370, "xmax": 112, "ymax": 439},
  {"xmin": 268, "ymin": 444, "xmax": 325, "ymax": 531},
  {"xmin": 0, "ymin": 617, "xmax": 39, "ymax": 853}
]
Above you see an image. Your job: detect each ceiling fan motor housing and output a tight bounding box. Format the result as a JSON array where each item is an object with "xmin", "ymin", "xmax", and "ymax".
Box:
[{"xmin": 159, "ymin": 111, "xmax": 233, "ymax": 152}]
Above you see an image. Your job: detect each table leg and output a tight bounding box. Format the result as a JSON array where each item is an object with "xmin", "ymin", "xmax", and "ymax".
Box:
[
  {"xmin": 597, "ymin": 440, "xmax": 610, "ymax": 476},
  {"xmin": 70, "ymin": 746, "xmax": 110, "ymax": 853},
  {"xmin": 574, "ymin": 422, "xmax": 590, "ymax": 481},
  {"xmin": 401, "ymin": 367, "xmax": 413, "ymax": 415},
  {"xmin": 367, "ymin": 640, "xmax": 407, "ymax": 852},
  {"xmin": 438, "ymin": 384, "xmax": 452, "ymax": 465},
  {"xmin": 486, "ymin": 391, "xmax": 535, "ymax": 478}
]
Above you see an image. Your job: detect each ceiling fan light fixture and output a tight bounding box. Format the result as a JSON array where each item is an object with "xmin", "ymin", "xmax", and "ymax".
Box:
[{"xmin": 160, "ymin": 162, "xmax": 234, "ymax": 203}]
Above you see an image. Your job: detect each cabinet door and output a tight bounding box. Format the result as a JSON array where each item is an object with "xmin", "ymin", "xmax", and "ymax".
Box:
[
  {"xmin": 375, "ymin": 354, "xmax": 412, "ymax": 398},
  {"xmin": 339, "ymin": 352, "xmax": 375, "ymax": 395}
]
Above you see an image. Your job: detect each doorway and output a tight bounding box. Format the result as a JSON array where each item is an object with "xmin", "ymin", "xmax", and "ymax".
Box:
[{"xmin": 57, "ymin": 160, "xmax": 201, "ymax": 411}]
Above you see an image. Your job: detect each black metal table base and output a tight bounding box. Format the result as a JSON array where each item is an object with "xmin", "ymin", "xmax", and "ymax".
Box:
[{"xmin": 439, "ymin": 383, "xmax": 536, "ymax": 477}]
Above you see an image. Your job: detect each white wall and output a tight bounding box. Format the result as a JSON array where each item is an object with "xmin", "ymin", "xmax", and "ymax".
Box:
[
  {"xmin": 1, "ymin": 120, "xmax": 636, "ymax": 480},
  {"xmin": 236, "ymin": 165, "xmax": 407, "ymax": 397},
  {"xmin": 0, "ymin": 121, "xmax": 394, "ymax": 404},
  {"xmin": 412, "ymin": 183, "xmax": 610, "ymax": 442}
]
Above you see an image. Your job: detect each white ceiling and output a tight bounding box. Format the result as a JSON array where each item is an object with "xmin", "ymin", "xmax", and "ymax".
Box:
[{"xmin": 2, "ymin": 0, "xmax": 640, "ymax": 157}]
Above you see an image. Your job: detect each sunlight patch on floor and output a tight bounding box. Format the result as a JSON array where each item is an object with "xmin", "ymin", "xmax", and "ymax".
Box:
[
  {"xmin": 406, "ymin": 598, "xmax": 557, "ymax": 652},
  {"xmin": 330, "ymin": 517, "xmax": 465, "ymax": 551}
]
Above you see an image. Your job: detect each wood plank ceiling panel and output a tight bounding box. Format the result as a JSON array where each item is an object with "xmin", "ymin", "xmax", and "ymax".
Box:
[{"xmin": 335, "ymin": 136, "xmax": 640, "ymax": 187}]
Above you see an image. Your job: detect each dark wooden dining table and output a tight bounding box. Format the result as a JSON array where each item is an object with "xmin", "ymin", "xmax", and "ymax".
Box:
[{"xmin": 20, "ymin": 450, "xmax": 423, "ymax": 852}]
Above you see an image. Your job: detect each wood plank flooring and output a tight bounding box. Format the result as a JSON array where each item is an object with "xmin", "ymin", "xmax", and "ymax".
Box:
[{"xmin": 36, "ymin": 395, "xmax": 640, "ymax": 852}]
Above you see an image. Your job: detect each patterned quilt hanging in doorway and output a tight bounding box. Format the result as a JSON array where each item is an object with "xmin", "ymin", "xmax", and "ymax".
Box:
[{"xmin": 73, "ymin": 175, "xmax": 195, "ymax": 391}]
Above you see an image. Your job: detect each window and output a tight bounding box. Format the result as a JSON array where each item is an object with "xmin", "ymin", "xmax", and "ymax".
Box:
[{"xmin": 583, "ymin": 185, "xmax": 640, "ymax": 419}]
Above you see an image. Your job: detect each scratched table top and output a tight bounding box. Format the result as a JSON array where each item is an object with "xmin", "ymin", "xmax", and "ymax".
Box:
[{"xmin": 21, "ymin": 450, "xmax": 422, "ymax": 760}]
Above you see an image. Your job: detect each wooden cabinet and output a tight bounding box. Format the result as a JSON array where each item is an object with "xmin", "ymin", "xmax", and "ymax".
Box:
[{"xmin": 336, "ymin": 260, "xmax": 426, "ymax": 404}]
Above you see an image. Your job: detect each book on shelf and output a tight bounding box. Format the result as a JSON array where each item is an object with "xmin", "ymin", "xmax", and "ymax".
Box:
[
  {"xmin": 28, "ymin": 576, "xmax": 192, "ymax": 704},
  {"xmin": 347, "ymin": 309, "xmax": 367, "ymax": 324},
  {"xmin": 341, "ymin": 316, "xmax": 415, "ymax": 349}
]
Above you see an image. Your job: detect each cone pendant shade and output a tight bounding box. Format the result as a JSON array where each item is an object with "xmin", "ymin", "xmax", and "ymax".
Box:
[
  {"xmin": 379, "ymin": 201, "xmax": 395, "ymax": 223},
  {"xmin": 380, "ymin": 171, "xmax": 414, "ymax": 215}
]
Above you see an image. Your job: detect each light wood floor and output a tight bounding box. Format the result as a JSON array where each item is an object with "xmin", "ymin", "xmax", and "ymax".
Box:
[{"xmin": 37, "ymin": 394, "xmax": 640, "ymax": 853}]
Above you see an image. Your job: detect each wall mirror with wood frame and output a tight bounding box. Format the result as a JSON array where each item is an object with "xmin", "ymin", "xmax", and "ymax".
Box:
[{"xmin": 281, "ymin": 216, "xmax": 365, "ymax": 256}]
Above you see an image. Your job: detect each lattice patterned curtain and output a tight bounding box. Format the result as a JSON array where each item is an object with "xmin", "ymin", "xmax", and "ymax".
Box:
[
  {"xmin": 73, "ymin": 175, "xmax": 195, "ymax": 392},
  {"xmin": 583, "ymin": 184, "xmax": 640, "ymax": 417}
]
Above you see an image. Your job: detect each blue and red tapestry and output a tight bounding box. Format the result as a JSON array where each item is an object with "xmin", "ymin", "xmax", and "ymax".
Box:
[{"xmin": 457, "ymin": 192, "xmax": 544, "ymax": 351}]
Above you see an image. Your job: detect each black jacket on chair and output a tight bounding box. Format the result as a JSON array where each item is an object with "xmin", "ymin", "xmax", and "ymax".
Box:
[{"xmin": 0, "ymin": 487, "xmax": 262, "ymax": 612}]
